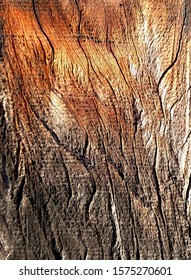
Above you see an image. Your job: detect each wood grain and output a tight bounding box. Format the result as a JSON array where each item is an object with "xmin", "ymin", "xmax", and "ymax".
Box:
[{"xmin": 0, "ymin": 0, "xmax": 191, "ymax": 259}]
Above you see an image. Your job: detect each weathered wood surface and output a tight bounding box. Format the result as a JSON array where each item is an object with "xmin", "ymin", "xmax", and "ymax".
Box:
[{"xmin": 0, "ymin": 0, "xmax": 191, "ymax": 259}]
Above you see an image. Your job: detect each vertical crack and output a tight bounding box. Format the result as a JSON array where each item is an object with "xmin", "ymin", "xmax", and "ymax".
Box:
[
  {"xmin": 31, "ymin": 0, "xmax": 55, "ymax": 66},
  {"xmin": 15, "ymin": 176, "xmax": 25, "ymax": 211},
  {"xmin": 50, "ymin": 236, "xmax": 62, "ymax": 260},
  {"xmin": 153, "ymin": 144, "xmax": 165, "ymax": 226},
  {"xmin": 14, "ymin": 139, "xmax": 21, "ymax": 180},
  {"xmin": 156, "ymin": 7, "xmax": 187, "ymax": 93},
  {"xmin": 185, "ymin": 174, "xmax": 191, "ymax": 217},
  {"xmin": 2, "ymin": 154, "xmax": 9, "ymax": 189},
  {"xmin": 154, "ymin": 214, "xmax": 164, "ymax": 259},
  {"xmin": 59, "ymin": 152, "xmax": 72, "ymax": 209}
]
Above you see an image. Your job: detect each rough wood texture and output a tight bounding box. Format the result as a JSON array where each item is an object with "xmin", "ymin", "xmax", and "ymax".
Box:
[{"xmin": 1, "ymin": 0, "xmax": 191, "ymax": 260}]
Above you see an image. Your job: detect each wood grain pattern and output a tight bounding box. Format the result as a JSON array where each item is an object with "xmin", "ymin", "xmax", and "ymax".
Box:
[{"xmin": 0, "ymin": 0, "xmax": 191, "ymax": 259}]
